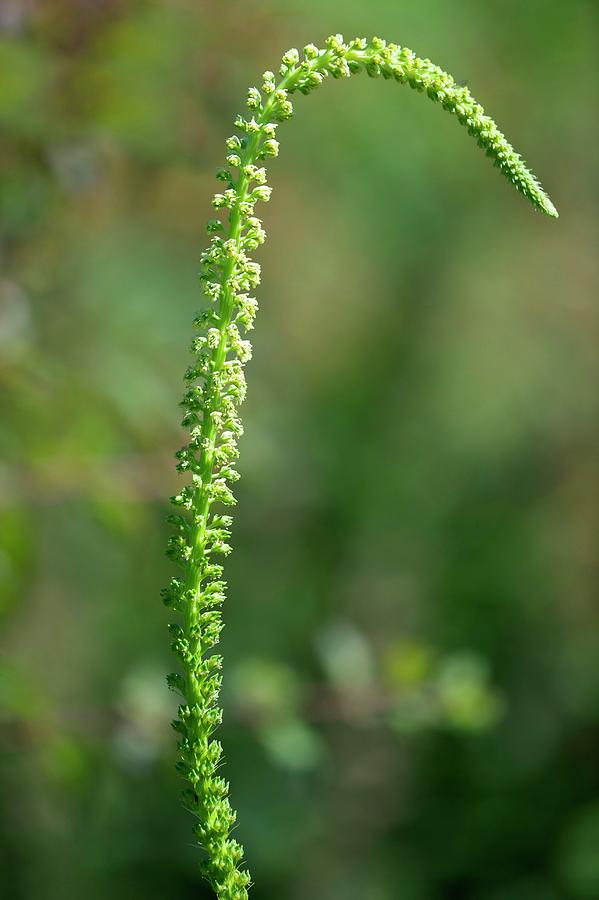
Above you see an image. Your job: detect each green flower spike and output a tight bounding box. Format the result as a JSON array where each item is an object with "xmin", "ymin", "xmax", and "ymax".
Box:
[{"xmin": 163, "ymin": 34, "xmax": 558, "ymax": 900}]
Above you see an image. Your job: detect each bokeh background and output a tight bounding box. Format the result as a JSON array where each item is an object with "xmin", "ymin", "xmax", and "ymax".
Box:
[{"xmin": 1, "ymin": 1, "xmax": 597, "ymax": 898}]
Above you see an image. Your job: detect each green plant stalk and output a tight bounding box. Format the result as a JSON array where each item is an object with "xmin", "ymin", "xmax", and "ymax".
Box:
[{"xmin": 163, "ymin": 34, "xmax": 557, "ymax": 900}]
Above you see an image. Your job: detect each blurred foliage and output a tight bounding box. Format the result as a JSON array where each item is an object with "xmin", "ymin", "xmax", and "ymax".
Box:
[{"xmin": 0, "ymin": 1, "xmax": 597, "ymax": 898}]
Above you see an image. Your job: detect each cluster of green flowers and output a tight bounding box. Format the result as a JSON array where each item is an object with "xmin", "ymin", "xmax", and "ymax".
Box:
[{"xmin": 163, "ymin": 34, "xmax": 557, "ymax": 900}]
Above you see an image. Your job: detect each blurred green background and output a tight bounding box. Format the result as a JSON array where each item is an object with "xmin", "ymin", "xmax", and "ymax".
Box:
[{"xmin": 0, "ymin": 1, "xmax": 597, "ymax": 898}]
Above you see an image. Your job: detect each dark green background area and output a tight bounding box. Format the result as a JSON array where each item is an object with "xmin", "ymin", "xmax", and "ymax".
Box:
[{"xmin": 0, "ymin": 1, "xmax": 597, "ymax": 898}]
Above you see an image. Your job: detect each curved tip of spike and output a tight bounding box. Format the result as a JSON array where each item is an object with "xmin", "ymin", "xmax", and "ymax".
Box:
[{"xmin": 540, "ymin": 195, "xmax": 559, "ymax": 218}]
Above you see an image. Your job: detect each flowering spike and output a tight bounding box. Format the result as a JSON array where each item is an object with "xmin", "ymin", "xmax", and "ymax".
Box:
[{"xmin": 163, "ymin": 34, "xmax": 557, "ymax": 900}]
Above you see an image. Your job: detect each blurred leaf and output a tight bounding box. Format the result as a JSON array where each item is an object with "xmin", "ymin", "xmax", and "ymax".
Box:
[
  {"xmin": 315, "ymin": 619, "xmax": 375, "ymax": 689},
  {"xmin": 383, "ymin": 638, "xmax": 435, "ymax": 687},
  {"xmin": 259, "ymin": 718, "xmax": 324, "ymax": 772}
]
